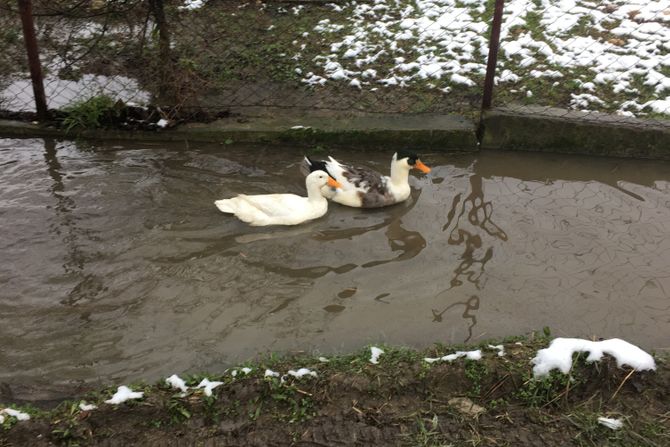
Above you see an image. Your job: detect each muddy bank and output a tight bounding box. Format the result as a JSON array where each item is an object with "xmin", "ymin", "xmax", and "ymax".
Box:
[{"xmin": 1, "ymin": 334, "xmax": 668, "ymax": 446}]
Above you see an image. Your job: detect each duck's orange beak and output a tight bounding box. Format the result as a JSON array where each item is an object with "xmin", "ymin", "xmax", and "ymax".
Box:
[
  {"xmin": 327, "ymin": 177, "xmax": 342, "ymax": 189},
  {"xmin": 415, "ymin": 160, "xmax": 431, "ymax": 173}
]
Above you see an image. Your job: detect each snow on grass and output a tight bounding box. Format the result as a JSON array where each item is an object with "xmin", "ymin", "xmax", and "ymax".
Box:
[
  {"xmin": 231, "ymin": 367, "xmax": 252, "ymax": 377},
  {"xmin": 287, "ymin": 368, "xmax": 318, "ymax": 378},
  {"xmin": 179, "ymin": 0, "xmax": 205, "ymax": 10},
  {"xmin": 166, "ymin": 374, "xmax": 189, "ymax": 393},
  {"xmin": 78, "ymin": 402, "xmax": 97, "ymax": 411},
  {"xmin": 532, "ymin": 338, "xmax": 656, "ymax": 378},
  {"xmin": 302, "ymin": 0, "xmax": 488, "ymax": 90},
  {"xmin": 496, "ymin": 0, "xmax": 670, "ymax": 115},
  {"xmin": 104, "ymin": 386, "xmax": 144, "ymax": 404},
  {"xmin": 294, "ymin": 0, "xmax": 670, "ymax": 116},
  {"xmin": 0, "ymin": 408, "xmax": 31, "ymax": 424},
  {"xmin": 598, "ymin": 417, "xmax": 624, "ymax": 430},
  {"xmin": 264, "ymin": 369, "xmax": 281, "ymax": 378},
  {"xmin": 370, "ymin": 347, "xmax": 384, "ymax": 364},
  {"xmin": 488, "ymin": 344, "xmax": 505, "ymax": 357},
  {"xmin": 196, "ymin": 378, "xmax": 223, "ymax": 397},
  {"xmin": 424, "ymin": 349, "xmax": 482, "ymax": 363}
]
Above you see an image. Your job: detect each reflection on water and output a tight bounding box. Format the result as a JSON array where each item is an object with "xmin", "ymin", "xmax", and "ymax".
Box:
[
  {"xmin": 433, "ymin": 174, "xmax": 507, "ymax": 340},
  {"xmin": 1, "ymin": 139, "xmax": 670, "ymax": 401},
  {"xmin": 432, "ymin": 295, "xmax": 480, "ymax": 342}
]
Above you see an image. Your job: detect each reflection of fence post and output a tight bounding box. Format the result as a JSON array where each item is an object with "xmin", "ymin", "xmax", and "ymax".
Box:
[
  {"xmin": 148, "ymin": 0, "xmax": 173, "ymax": 104},
  {"xmin": 17, "ymin": 0, "xmax": 48, "ymax": 120},
  {"xmin": 481, "ymin": 0, "xmax": 505, "ymax": 110}
]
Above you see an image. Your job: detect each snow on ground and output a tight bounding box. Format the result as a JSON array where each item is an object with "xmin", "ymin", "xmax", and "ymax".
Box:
[
  {"xmin": 598, "ymin": 417, "xmax": 624, "ymax": 430},
  {"xmin": 180, "ymin": 0, "xmax": 206, "ymax": 10},
  {"xmin": 532, "ymin": 338, "xmax": 656, "ymax": 377},
  {"xmin": 488, "ymin": 344, "xmax": 505, "ymax": 357},
  {"xmin": 287, "ymin": 368, "xmax": 318, "ymax": 378},
  {"xmin": 166, "ymin": 374, "xmax": 189, "ymax": 393},
  {"xmin": 196, "ymin": 378, "xmax": 223, "ymax": 397},
  {"xmin": 302, "ymin": 0, "xmax": 489, "ymax": 90},
  {"xmin": 370, "ymin": 347, "xmax": 385, "ymax": 364},
  {"xmin": 78, "ymin": 402, "xmax": 97, "ymax": 411},
  {"xmin": 497, "ymin": 0, "xmax": 670, "ymax": 115},
  {"xmin": 0, "ymin": 408, "xmax": 31, "ymax": 424},
  {"xmin": 297, "ymin": 0, "xmax": 670, "ymax": 116},
  {"xmin": 424, "ymin": 349, "xmax": 482, "ymax": 363},
  {"xmin": 104, "ymin": 386, "xmax": 144, "ymax": 404}
]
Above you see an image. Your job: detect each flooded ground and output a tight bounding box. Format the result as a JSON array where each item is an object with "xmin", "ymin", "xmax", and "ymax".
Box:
[{"xmin": 1, "ymin": 137, "xmax": 669, "ymax": 402}]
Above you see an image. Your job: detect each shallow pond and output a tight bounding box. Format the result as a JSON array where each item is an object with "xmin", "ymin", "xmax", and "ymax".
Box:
[{"xmin": 1, "ymin": 137, "xmax": 669, "ymax": 401}]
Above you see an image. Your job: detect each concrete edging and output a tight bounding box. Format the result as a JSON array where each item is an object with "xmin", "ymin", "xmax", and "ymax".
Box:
[
  {"xmin": 0, "ymin": 113, "xmax": 478, "ymax": 151},
  {"xmin": 2, "ymin": 107, "xmax": 670, "ymax": 160},
  {"xmin": 480, "ymin": 106, "xmax": 670, "ymax": 160}
]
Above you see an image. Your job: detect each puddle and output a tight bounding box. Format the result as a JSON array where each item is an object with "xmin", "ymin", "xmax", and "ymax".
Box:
[{"xmin": 1, "ymin": 138, "xmax": 669, "ymax": 401}]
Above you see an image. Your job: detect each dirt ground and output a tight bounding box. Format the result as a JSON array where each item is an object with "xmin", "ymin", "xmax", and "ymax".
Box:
[{"xmin": 1, "ymin": 335, "xmax": 668, "ymax": 446}]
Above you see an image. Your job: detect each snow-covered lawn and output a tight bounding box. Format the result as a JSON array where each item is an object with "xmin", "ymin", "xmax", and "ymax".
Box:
[{"xmin": 291, "ymin": 0, "xmax": 670, "ymax": 116}]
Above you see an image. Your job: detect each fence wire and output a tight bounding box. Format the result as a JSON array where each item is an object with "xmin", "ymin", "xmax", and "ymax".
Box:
[
  {"xmin": 495, "ymin": 0, "xmax": 670, "ymax": 127},
  {"xmin": 1, "ymin": 0, "xmax": 669, "ymax": 127}
]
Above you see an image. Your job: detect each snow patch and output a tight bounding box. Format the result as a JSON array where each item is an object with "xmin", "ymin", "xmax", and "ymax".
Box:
[
  {"xmin": 425, "ymin": 349, "xmax": 482, "ymax": 363},
  {"xmin": 166, "ymin": 374, "xmax": 188, "ymax": 393},
  {"xmin": 104, "ymin": 386, "xmax": 144, "ymax": 404},
  {"xmin": 598, "ymin": 417, "xmax": 624, "ymax": 430},
  {"xmin": 0, "ymin": 408, "xmax": 31, "ymax": 423},
  {"xmin": 532, "ymin": 338, "xmax": 656, "ymax": 378},
  {"xmin": 78, "ymin": 402, "xmax": 97, "ymax": 411},
  {"xmin": 196, "ymin": 378, "xmax": 223, "ymax": 397},
  {"xmin": 370, "ymin": 347, "xmax": 384, "ymax": 364},
  {"xmin": 287, "ymin": 368, "xmax": 318, "ymax": 378},
  {"xmin": 488, "ymin": 344, "xmax": 505, "ymax": 357}
]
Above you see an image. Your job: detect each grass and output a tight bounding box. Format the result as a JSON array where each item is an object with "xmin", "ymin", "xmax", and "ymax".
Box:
[
  {"xmin": 1, "ymin": 334, "xmax": 668, "ymax": 446},
  {"xmin": 61, "ymin": 95, "xmax": 118, "ymax": 133},
  {"xmin": 1, "ymin": 0, "xmax": 669, "ymax": 120}
]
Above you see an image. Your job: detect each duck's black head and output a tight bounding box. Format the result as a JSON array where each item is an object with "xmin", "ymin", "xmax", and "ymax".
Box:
[
  {"xmin": 306, "ymin": 157, "xmax": 328, "ymax": 173},
  {"xmin": 396, "ymin": 150, "xmax": 420, "ymax": 166}
]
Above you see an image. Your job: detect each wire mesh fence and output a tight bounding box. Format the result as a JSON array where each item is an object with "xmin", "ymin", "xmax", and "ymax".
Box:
[
  {"xmin": 1, "ymin": 0, "xmax": 669, "ymax": 127},
  {"xmin": 494, "ymin": 0, "xmax": 670, "ymax": 126}
]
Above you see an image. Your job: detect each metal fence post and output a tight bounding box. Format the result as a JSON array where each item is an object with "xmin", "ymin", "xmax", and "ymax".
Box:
[
  {"xmin": 17, "ymin": 0, "xmax": 48, "ymax": 120},
  {"xmin": 481, "ymin": 0, "xmax": 505, "ymax": 111},
  {"xmin": 148, "ymin": 0, "xmax": 174, "ymax": 105}
]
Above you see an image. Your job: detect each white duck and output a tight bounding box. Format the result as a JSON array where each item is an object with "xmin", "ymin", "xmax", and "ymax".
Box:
[
  {"xmin": 301, "ymin": 151, "xmax": 431, "ymax": 208},
  {"xmin": 215, "ymin": 170, "xmax": 342, "ymax": 226}
]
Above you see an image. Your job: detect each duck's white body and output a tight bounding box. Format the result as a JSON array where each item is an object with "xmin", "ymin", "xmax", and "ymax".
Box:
[
  {"xmin": 215, "ymin": 170, "xmax": 338, "ymax": 226},
  {"xmin": 302, "ymin": 152, "xmax": 430, "ymax": 208}
]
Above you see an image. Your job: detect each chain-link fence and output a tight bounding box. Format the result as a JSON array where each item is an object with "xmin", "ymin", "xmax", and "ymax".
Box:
[
  {"xmin": 495, "ymin": 0, "xmax": 670, "ymax": 126},
  {"xmin": 1, "ymin": 0, "xmax": 670, "ymax": 126}
]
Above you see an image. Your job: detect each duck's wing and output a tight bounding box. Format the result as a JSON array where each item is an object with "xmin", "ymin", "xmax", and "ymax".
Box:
[
  {"xmin": 326, "ymin": 157, "xmax": 388, "ymax": 194},
  {"xmin": 237, "ymin": 194, "xmax": 307, "ymax": 217}
]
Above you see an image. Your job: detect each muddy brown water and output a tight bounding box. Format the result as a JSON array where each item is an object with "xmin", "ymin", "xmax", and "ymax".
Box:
[{"xmin": 1, "ymin": 138, "xmax": 669, "ymax": 402}]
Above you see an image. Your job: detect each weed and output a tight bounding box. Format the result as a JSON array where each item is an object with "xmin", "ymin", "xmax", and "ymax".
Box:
[
  {"xmin": 515, "ymin": 369, "xmax": 572, "ymax": 407},
  {"xmin": 62, "ymin": 95, "xmax": 119, "ymax": 133},
  {"xmin": 167, "ymin": 396, "xmax": 192, "ymax": 424},
  {"xmin": 406, "ymin": 414, "xmax": 444, "ymax": 447},
  {"xmin": 464, "ymin": 359, "xmax": 488, "ymax": 397}
]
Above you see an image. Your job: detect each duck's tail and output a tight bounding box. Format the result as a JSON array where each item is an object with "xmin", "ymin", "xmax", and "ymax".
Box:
[
  {"xmin": 300, "ymin": 156, "xmax": 330, "ymax": 177},
  {"xmin": 214, "ymin": 199, "xmax": 235, "ymax": 213}
]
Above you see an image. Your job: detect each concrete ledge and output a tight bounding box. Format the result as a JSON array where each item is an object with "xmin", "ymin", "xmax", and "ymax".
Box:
[
  {"xmin": 0, "ymin": 113, "xmax": 478, "ymax": 151},
  {"xmin": 481, "ymin": 106, "xmax": 670, "ymax": 160}
]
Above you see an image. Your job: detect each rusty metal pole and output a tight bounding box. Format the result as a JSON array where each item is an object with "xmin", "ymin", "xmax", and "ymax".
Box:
[
  {"xmin": 148, "ymin": 0, "xmax": 174, "ymax": 105},
  {"xmin": 17, "ymin": 0, "xmax": 48, "ymax": 120},
  {"xmin": 481, "ymin": 0, "xmax": 505, "ymax": 110}
]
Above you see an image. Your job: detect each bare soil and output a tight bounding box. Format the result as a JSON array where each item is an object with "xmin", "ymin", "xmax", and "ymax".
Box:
[{"xmin": 1, "ymin": 336, "xmax": 669, "ymax": 446}]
